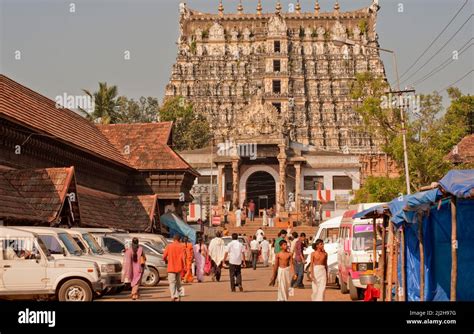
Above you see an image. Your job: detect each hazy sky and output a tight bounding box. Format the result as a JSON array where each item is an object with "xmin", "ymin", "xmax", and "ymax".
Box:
[{"xmin": 1, "ymin": 0, "xmax": 472, "ymax": 108}]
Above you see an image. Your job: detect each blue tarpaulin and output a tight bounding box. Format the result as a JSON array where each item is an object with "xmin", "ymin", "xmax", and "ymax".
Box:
[
  {"xmin": 397, "ymin": 170, "xmax": 474, "ymax": 301},
  {"xmin": 160, "ymin": 213, "xmax": 196, "ymax": 244},
  {"xmin": 439, "ymin": 169, "xmax": 474, "ymax": 198},
  {"xmin": 390, "ymin": 189, "xmax": 440, "ymax": 228},
  {"xmin": 402, "ymin": 198, "xmax": 474, "ymax": 301},
  {"xmin": 351, "ymin": 170, "xmax": 474, "ymax": 301}
]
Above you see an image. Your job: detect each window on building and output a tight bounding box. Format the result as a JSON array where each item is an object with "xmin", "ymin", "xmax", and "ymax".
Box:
[
  {"xmin": 333, "ymin": 176, "xmax": 353, "ymax": 190},
  {"xmin": 274, "ymin": 41, "xmax": 281, "ymax": 53},
  {"xmin": 303, "ymin": 176, "xmax": 324, "ymax": 190},
  {"xmin": 273, "ymin": 59, "xmax": 281, "ymax": 72},
  {"xmin": 198, "ymin": 176, "xmax": 212, "ymax": 184},
  {"xmin": 272, "ymin": 103, "xmax": 281, "ymax": 113},
  {"xmin": 321, "ymin": 201, "xmax": 335, "ymax": 211},
  {"xmin": 272, "ymin": 80, "xmax": 281, "ymax": 94}
]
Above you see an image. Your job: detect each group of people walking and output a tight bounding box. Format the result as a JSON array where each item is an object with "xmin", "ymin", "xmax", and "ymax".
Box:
[{"xmin": 122, "ymin": 228, "xmax": 328, "ymax": 302}]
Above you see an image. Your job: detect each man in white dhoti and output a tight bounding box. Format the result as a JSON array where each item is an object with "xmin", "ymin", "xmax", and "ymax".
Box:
[
  {"xmin": 260, "ymin": 237, "xmax": 270, "ymax": 267},
  {"xmin": 235, "ymin": 208, "xmax": 242, "ymax": 227},
  {"xmin": 269, "ymin": 239, "xmax": 294, "ymax": 301},
  {"xmin": 310, "ymin": 239, "xmax": 328, "ymax": 301},
  {"xmin": 255, "ymin": 228, "xmax": 264, "ymax": 243},
  {"xmin": 208, "ymin": 231, "xmax": 226, "ymax": 282}
]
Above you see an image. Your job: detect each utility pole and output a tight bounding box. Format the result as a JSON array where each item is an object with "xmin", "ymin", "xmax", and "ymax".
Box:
[
  {"xmin": 390, "ymin": 89, "xmax": 415, "ymax": 195},
  {"xmin": 209, "ymin": 129, "xmax": 214, "ymax": 227}
]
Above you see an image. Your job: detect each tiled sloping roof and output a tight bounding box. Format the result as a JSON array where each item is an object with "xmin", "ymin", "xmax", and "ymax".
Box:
[
  {"xmin": 0, "ymin": 174, "xmax": 39, "ymax": 222},
  {"xmin": 97, "ymin": 123, "xmax": 195, "ymax": 171},
  {"xmin": 445, "ymin": 134, "xmax": 474, "ymax": 164},
  {"xmin": 77, "ymin": 186, "xmax": 157, "ymax": 232},
  {"xmin": 0, "ymin": 75, "xmax": 131, "ymax": 167},
  {"xmin": 0, "ymin": 167, "xmax": 75, "ymax": 223}
]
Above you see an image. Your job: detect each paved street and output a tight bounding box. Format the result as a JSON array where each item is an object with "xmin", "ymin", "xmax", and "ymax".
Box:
[{"xmin": 100, "ymin": 265, "xmax": 350, "ymax": 302}]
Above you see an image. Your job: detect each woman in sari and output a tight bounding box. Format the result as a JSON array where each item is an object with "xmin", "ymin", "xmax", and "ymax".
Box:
[
  {"xmin": 123, "ymin": 237, "xmax": 146, "ymax": 300},
  {"xmin": 193, "ymin": 237, "xmax": 208, "ymax": 283},
  {"xmin": 182, "ymin": 236, "xmax": 194, "ymax": 283}
]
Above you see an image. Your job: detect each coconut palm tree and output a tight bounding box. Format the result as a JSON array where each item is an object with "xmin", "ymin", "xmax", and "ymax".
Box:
[{"xmin": 82, "ymin": 82, "xmax": 119, "ymax": 124}]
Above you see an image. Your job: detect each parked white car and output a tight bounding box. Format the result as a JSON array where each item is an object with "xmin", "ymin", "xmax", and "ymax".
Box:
[
  {"xmin": 66, "ymin": 229, "xmax": 126, "ymax": 293},
  {"xmin": 71, "ymin": 228, "xmax": 154, "ymax": 286},
  {"xmin": 127, "ymin": 233, "xmax": 168, "ymax": 253},
  {"xmin": 15, "ymin": 227, "xmax": 122, "ymax": 295},
  {"xmin": 304, "ymin": 215, "xmax": 343, "ymax": 285},
  {"xmin": 0, "ymin": 227, "xmax": 102, "ymax": 301},
  {"xmin": 87, "ymin": 232, "xmax": 167, "ymax": 287}
]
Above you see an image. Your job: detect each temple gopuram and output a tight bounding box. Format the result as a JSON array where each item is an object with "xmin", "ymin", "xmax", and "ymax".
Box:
[{"xmin": 170, "ymin": 1, "xmax": 398, "ymax": 233}]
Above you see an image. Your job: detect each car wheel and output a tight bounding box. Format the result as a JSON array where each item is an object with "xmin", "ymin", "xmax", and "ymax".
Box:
[
  {"xmin": 349, "ymin": 276, "xmax": 360, "ymax": 301},
  {"xmin": 143, "ymin": 267, "xmax": 160, "ymax": 287},
  {"xmin": 339, "ymin": 274, "xmax": 349, "ymax": 294},
  {"xmin": 58, "ymin": 279, "xmax": 93, "ymax": 302}
]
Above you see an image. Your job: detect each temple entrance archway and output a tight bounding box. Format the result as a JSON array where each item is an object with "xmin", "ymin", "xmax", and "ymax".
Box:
[
  {"xmin": 246, "ymin": 171, "xmax": 276, "ymax": 214},
  {"xmin": 239, "ymin": 165, "xmax": 279, "ymax": 213}
]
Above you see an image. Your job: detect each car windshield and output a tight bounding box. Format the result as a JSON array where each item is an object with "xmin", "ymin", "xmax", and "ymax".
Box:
[
  {"xmin": 82, "ymin": 233, "xmax": 104, "ymax": 255},
  {"xmin": 58, "ymin": 233, "xmax": 83, "ymax": 255},
  {"xmin": 352, "ymin": 231, "xmax": 382, "ymax": 251},
  {"xmin": 36, "ymin": 237, "xmax": 52, "ymax": 258},
  {"xmin": 145, "ymin": 242, "xmax": 163, "ymax": 254},
  {"xmin": 73, "ymin": 237, "xmax": 87, "ymax": 252}
]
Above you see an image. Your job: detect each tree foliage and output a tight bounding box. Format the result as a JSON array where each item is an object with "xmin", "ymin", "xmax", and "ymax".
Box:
[
  {"xmin": 82, "ymin": 82, "xmax": 119, "ymax": 124},
  {"xmin": 351, "ymin": 176, "xmax": 405, "ymax": 204},
  {"xmin": 159, "ymin": 96, "xmax": 211, "ymax": 151},
  {"xmin": 83, "ymin": 83, "xmax": 160, "ymax": 124},
  {"xmin": 350, "ymin": 72, "xmax": 473, "ymax": 201},
  {"xmin": 115, "ymin": 96, "xmax": 160, "ymax": 123}
]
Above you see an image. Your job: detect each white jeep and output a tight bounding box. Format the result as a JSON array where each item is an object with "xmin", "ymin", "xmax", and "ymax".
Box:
[
  {"xmin": 14, "ymin": 227, "xmax": 122, "ymax": 295},
  {"xmin": 0, "ymin": 227, "xmax": 102, "ymax": 301}
]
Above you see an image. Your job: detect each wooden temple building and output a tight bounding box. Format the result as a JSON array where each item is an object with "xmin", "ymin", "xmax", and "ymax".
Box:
[{"xmin": 0, "ymin": 75, "xmax": 198, "ymax": 232}]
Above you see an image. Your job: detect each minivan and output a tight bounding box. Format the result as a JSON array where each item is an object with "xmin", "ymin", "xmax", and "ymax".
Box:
[{"xmin": 337, "ymin": 203, "xmax": 383, "ymax": 300}]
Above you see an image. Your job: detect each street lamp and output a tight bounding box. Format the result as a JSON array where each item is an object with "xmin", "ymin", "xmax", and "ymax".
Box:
[{"xmin": 333, "ymin": 37, "xmax": 411, "ymax": 194}]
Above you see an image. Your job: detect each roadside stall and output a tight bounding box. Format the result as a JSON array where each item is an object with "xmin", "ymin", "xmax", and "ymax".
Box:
[{"xmin": 354, "ymin": 170, "xmax": 474, "ymax": 301}]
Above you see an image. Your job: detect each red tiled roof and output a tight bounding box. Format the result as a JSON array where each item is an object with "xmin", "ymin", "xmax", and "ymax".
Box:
[
  {"xmin": 445, "ymin": 134, "xmax": 474, "ymax": 164},
  {"xmin": 0, "ymin": 167, "xmax": 75, "ymax": 223},
  {"xmin": 0, "ymin": 75, "xmax": 131, "ymax": 167},
  {"xmin": 77, "ymin": 186, "xmax": 157, "ymax": 232},
  {"xmin": 97, "ymin": 123, "xmax": 195, "ymax": 171}
]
